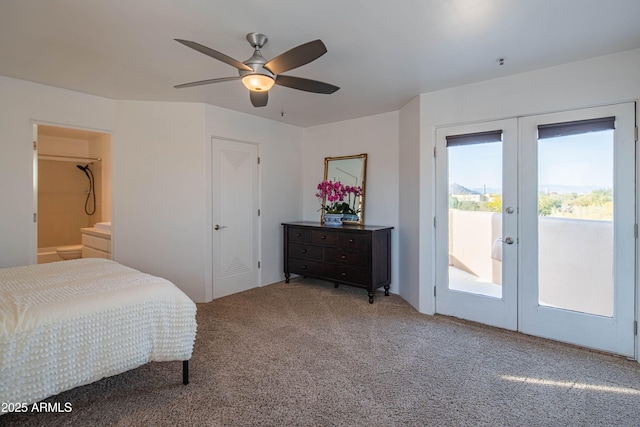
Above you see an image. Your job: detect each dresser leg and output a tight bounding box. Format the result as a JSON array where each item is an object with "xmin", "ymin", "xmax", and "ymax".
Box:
[
  {"xmin": 334, "ymin": 283, "xmax": 339, "ymax": 288},
  {"xmin": 384, "ymin": 285, "xmax": 390, "ymax": 296},
  {"xmin": 368, "ymin": 291, "xmax": 374, "ymax": 304},
  {"xmin": 285, "ymin": 273, "xmax": 290, "ymax": 284}
]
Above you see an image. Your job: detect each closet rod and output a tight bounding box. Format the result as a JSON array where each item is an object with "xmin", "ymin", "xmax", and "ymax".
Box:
[{"xmin": 38, "ymin": 154, "xmax": 101, "ymax": 163}]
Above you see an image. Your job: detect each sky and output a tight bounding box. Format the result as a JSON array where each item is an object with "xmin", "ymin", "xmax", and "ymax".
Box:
[{"xmin": 448, "ymin": 130, "xmax": 613, "ymax": 193}]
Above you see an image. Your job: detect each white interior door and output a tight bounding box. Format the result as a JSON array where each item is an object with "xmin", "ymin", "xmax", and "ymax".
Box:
[
  {"xmin": 519, "ymin": 103, "xmax": 636, "ymax": 357},
  {"xmin": 435, "ymin": 119, "xmax": 519, "ymax": 330},
  {"xmin": 211, "ymin": 138, "xmax": 259, "ymax": 299}
]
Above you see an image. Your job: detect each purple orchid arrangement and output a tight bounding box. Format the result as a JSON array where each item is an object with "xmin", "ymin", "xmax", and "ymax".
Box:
[{"xmin": 316, "ymin": 180, "xmax": 362, "ymax": 215}]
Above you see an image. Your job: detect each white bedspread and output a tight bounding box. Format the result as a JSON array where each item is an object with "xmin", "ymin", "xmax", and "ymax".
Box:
[{"xmin": 0, "ymin": 259, "xmax": 197, "ymax": 405}]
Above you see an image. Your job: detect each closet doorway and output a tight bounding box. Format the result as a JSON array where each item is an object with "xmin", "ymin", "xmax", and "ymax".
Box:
[{"xmin": 34, "ymin": 124, "xmax": 112, "ymax": 263}]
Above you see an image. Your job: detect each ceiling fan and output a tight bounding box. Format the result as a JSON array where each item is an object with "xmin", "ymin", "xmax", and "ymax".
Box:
[{"xmin": 174, "ymin": 33, "xmax": 340, "ymax": 107}]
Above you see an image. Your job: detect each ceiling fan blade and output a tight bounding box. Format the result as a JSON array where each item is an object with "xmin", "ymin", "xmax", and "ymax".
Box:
[
  {"xmin": 274, "ymin": 75, "xmax": 339, "ymax": 94},
  {"xmin": 263, "ymin": 40, "xmax": 327, "ymax": 75},
  {"xmin": 250, "ymin": 91, "xmax": 269, "ymax": 107},
  {"xmin": 175, "ymin": 39, "xmax": 252, "ymax": 71},
  {"xmin": 174, "ymin": 76, "xmax": 240, "ymax": 89}
]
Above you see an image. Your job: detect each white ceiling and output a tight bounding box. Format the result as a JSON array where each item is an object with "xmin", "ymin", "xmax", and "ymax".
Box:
[{"xmin": 1, "ymin": 0, "xmax": 639, "ymax": 127}]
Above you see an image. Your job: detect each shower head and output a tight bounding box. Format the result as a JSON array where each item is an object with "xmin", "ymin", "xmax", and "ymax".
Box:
[
  {"xmin": 76, "ymin": 164, "xmax": 91, "ymax": 180},
  {"xmin": 76, "ymin": 164, "xmax": 96, "ymax": 216}
]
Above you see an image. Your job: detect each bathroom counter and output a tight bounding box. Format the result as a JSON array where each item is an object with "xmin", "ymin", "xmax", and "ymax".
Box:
[{"xmin": 80, "ymin": 227, "xmax": 111, "ymax": 238}]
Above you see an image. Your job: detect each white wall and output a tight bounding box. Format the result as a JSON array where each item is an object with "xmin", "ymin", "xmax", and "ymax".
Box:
[
  {"xmin": 302, "ymin": 111, "xmax": 400, "ymax": 294},
  {"xmin": 398, "ymin": 96, "xmax": 421, "ymax": 304},
  {"xmin": 415, "ymin": 48, "xmax": 640, "ymax": 315},
  {"xmin": 113, "ymin": 101, "xmax": 208, "ymax": 301},
  {"xmin": 0, "ymin": 75, "xmax": 116, "ymax": 267}
]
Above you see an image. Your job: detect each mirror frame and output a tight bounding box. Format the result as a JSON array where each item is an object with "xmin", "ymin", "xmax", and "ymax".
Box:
[{"xmin": 322, "ymin": 153, "xmax": 368, "ymax": 225}]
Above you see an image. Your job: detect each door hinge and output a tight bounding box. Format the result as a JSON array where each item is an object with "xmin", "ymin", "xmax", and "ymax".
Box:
[
  {"xmin": 257, "ymin": 157, "xmax": 260, "ymax": 164},
  {"xmin": 258, "ymin": 261, "xmax": 261, "ymax": 268},
  {"xmin": 434, "ymin": 287, "xmax": 436, "ymax": 297},
  {"xmin": 635, "ymin": 321, "xmax": 637, "ymax": 336},
  {"xmin": 433, "ymin": 147, "xmax": 436, "ymax": 157},
  {"xmin": 33, "ymin": 141, "xmax": 37, "ymax": 150},
  {"xmin": 258, "ymin": 209, "xmax": 261, "ymax": 216},
  {"xmin": 635, "ymin": 224, "xmax": 638, "ymax": 239},
  {"xmin": 634, "ymin": 127, "xmax": 638, "ymax": 142},
  {"xmin": 433, "ymin": 217, "xmax": 436, "ymax": 228},
  {"xmin": 33, "ymin": 213, "xmax": 37, "ymax": 223}
]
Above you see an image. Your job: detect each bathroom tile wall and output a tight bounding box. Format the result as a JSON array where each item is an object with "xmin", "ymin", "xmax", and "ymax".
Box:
[{"xmin": 38, "ymin": 159, "xmax": 101, "ymax": 247}]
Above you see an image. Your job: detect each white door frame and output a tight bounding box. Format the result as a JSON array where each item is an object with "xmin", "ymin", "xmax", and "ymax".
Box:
[{"xmin": 435, "ymin": 118, "xmax": 519, "ymax": 330}]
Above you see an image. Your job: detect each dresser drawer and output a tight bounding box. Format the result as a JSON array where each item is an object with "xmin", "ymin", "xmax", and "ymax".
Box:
[
  {"xmin": 289, "ymin": 243, "xmax": 323, "ymax": 261},
  {"xmin": 338, "ymin": 233, "xmax": 369, "ymax": 251},
  {"xmin": 288, "ymin": 258, "xmax": 323, "ymax": 276},
  {"xmin": 288, "ymin": 227, "xmax": 310, "ymax": 243},
  {"xmin": 324, "ymin": 265, "xmax": 369, "ymax": 284},
  {"xmin": 324, "ymin": 248, "xmax": 368, "ymax": 265},
  {"xmin": 310, "ymin": 230, "xmax": 337, "ymax": 246}
]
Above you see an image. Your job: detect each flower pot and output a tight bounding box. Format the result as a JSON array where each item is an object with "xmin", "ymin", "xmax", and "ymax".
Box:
[{"xmin": 324, "ymin": 213, "xmax": 343, "ymax": 227}]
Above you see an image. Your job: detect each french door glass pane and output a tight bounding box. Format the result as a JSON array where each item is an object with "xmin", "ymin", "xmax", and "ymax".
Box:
[
  {"xmin": 448, "ymin": 141, "xmax": 503, "ymax": 298},
  {"xmin": 537, "ymin": 130, "xmax": 614, "ymax": 317}
]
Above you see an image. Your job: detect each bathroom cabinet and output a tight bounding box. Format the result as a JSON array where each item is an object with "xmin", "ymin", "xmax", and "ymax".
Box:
[
  {"xmin": 81, "ymin": 227, "xmax": 111, "ymax": 259},
  {"xmin": 282, "ymin": 222, "xmax": 393, "ymax": 303}
]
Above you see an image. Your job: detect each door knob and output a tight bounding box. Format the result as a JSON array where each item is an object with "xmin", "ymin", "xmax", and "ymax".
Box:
[
  {"xmin": 504, "ymin": 237, "xmax": 514, "ymax": 245},
  {"xmin": 214, "ymin": 224, "xmax": 227, "ymax": 230}
]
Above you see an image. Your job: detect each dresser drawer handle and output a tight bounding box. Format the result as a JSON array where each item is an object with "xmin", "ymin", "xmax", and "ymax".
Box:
[
  {"xmin": 301, "ymin": 249, "xmax": 307, "ymax": 254},
  {"xmin": 301, "ymin": 265, "xmax": 307, "ymax": 270},
  {"xmin": 341, "ymin": 272, "xmax": 347, "ymax": 277},
  {"xmin": 295, "ymin": 233, "xmax": 302, "ymax": 237},
  {"xmin": 348, "ymin": 238, "xmax": 354, "ymax": 243},
  {"xmin": 340, "ymin": 255, "xmax": 347, "ymax": 260},
  {"xmin": 321, "ymin": 235, "xmax": 326, "ymax": 240}
]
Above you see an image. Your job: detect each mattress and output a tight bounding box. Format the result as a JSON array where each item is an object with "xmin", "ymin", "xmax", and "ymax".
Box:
[{"xmin": 0, "ymin": 258, "xmax": 197, "ymax": 405}]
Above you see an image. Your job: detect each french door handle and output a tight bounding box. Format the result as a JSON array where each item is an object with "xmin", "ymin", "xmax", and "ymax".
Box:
[
  {"xmin": 503, "ymin": 237, "xmax": 514, "ymax": 245},
  {"xmin": 214, "ymin": 224, "xmax": 227, "ymax": 230}
]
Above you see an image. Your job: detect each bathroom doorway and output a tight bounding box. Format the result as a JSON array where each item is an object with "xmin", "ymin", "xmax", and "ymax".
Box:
[{"xmin": 34, "ymin": 124, "xmax": 112, "ymax": 263}]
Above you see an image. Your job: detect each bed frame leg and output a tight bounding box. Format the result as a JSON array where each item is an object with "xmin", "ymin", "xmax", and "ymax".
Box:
[{"xmin": 183, "ymin": 360, "xmax": 189, "ymax": 385}]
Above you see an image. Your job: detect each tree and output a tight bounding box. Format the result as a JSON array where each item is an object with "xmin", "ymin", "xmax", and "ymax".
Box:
[
  {"xmin": 449, "ymin": 196, "xmax": 460, "ymax": 209},
  {"xmin": 486, "ymin": 194, "xmax": 502, "ymax": 213},
  {"xmin": 538, "ymin": 194, "xmax": 561, "ymax": 216}
]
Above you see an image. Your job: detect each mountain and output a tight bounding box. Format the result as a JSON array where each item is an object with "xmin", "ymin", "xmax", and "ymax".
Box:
[
  {"xmin": 538, "ymin": 184, "xmax": 611, "ymax": 194},
  {"xmin": 449, "ymin": 183, "xmax": 481, "ymax": 195}
]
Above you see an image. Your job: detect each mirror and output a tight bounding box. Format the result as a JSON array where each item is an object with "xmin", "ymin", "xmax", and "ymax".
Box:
[{"xmin": 322, "ymin": 153, "xmax": 367, "ymax": 225}]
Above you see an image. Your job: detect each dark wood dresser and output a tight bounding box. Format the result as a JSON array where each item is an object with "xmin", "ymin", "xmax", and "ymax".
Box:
[{"xmin": 283, "ymin": 222, "xmax": 393, "ymax": 303}]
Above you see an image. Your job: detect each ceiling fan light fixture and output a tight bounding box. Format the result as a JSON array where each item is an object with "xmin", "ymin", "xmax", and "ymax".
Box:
[{"xmin": 241, "ymin": 74, "xmax": 275, "ymax": 92}]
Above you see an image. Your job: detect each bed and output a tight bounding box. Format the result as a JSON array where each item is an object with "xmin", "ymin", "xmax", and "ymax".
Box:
[{"xmin": 0, "ymin": 258, "xmax": 197, "ymax": 407}]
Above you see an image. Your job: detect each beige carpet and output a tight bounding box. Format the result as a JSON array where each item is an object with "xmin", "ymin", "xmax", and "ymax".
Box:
[{"xmin": 3, "ymin": 278, "xmax": 640, "ymax": 426}]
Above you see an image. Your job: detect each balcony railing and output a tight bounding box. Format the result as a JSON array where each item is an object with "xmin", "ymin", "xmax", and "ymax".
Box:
[{"xmin": 448, "ymin": 209, "xmax": 613, "ymax": 317}]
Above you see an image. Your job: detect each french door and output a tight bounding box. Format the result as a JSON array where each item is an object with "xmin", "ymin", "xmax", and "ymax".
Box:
[
  {"xmin": 435, "ymin": 118, "xmax": 519, "ymax": 330},
  {"xmin": 435, "ymin": 103, "xmax": 636, "ymax": 357},
  {"xmin": 519, "ymin": 104, "xmax": 635, "ymax": 357}
]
